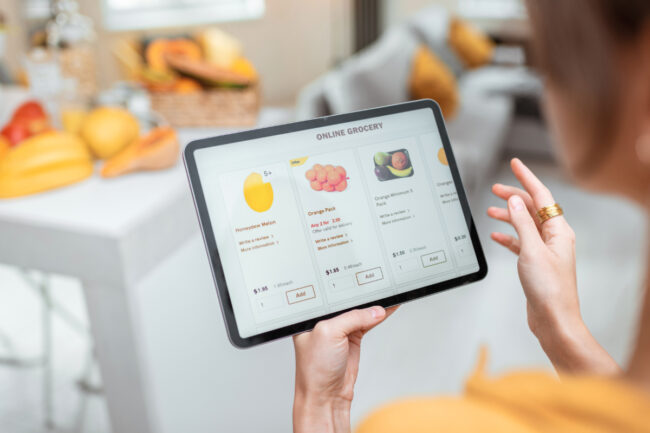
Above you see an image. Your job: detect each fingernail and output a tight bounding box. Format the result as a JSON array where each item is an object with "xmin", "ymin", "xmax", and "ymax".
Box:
[
  {"xmin": 509, "ymin": 195, "xmax": 524, "ymax": 211},
  {"xmin": 370, "ymin": 307, "xmax": 385, "ymax": 319}
]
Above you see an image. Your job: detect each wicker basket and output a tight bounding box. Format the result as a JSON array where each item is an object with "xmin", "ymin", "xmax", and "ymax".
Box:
[{"xmin": 150, "ymin": 85, "xmax": 260, "ymax": 127}]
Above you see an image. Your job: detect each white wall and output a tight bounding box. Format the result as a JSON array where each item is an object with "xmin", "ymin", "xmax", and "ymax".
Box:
[
  {"xmin": 0, "ymin": 0, "xmax": 356, "ymax": 105},
  {"xmin": 84, "ymin": 0, "xmax": 356, "ymax": 105},
  {"xmin": 0, "ymin": 0, "xmax": 469, "ymax": 105},
  {"xmin": 0, "ymin": 0, "xmax": 25, "ymax": 80},
  {"xmin": 383, "ymin": 0, "xmax": 458, "ymax": 30}
]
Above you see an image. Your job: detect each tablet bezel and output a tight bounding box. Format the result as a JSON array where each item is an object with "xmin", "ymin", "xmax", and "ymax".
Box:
[{"xmin": 184, "ymin": 99, "xmax": 488, "ymax": 348}]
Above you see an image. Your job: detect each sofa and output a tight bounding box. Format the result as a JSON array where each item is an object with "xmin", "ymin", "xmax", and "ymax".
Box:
[{"xmin": 295, "ymin": 5, "xmax": 520, "ymax": 203}]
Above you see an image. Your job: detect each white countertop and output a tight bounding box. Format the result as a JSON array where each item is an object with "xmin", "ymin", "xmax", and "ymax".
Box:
[
  {"xmin": 0, "ymin": 86, "xmax": 294, "ymax": 286},
  {"xmin": 0, "ymin": 116, "xmax": 291, "ymax": 237}
]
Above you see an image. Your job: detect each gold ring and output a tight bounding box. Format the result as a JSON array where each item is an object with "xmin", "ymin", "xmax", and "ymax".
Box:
[{"xmin": 536, "ymin": 203, "xmax": 563, "ymax": 224}]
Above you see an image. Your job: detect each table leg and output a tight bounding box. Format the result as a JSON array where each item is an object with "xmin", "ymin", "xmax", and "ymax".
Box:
[
  {"xmin": 82, "ymin": 282, "xmax": 156, "ymax": 433},
  {"xmin": 39, "ymin": 273, "xmax": 54, "ymax": 430}
]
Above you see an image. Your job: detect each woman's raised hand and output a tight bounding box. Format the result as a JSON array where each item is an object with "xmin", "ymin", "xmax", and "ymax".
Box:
[
  {"xmin": 293, "ymin": 306, "xmax": 397, "ymax": 433},
  {"xmin": 487, "ymin": 158, "xmax": 620, "ymax": 375}
]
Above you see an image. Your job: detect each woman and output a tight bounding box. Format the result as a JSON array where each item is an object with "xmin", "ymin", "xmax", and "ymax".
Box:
[{"xmin": 292, "ymin": 1, "xmax": 650, "ymax": 432}]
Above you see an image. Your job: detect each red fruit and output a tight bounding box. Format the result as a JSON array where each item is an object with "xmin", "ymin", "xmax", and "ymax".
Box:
[
  {"xmin": 327, "ymin": 171, "xmax": 341, "ymax": 185},
  {"xmin": 334, "ymin": 166, "xmax": 346, "ymax": 177},
  {"xmin": 1, "ymin": 122, "xmax": 31, "ymax": 146},
  {"xmin": 335, "ymin": 180, "xmax": 347, "ymax": 191},
  {"xmin": 12, "ymin": 100, "xmax": 47, "ymax": 121},
  {"xmin": 310, "ymin": 180, "xmax": 323, "ymax": 191},
  {"xmin": 391, "ymin": 152, "xmax": 408, "ymax": 170},
  {"xmin": 305, "ymin": 169, "xmax": 316, "ymax": 181},
  {"xmin": 9, "ymin": 101, "xmax": 49, "ymax": 136},
  {"xmin": 24, "ymin": 117, "xmax": 49, "ymax": 135}
]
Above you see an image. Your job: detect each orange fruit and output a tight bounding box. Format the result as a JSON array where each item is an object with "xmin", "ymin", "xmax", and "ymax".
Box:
[
  {"xmin": 310, "ymin": 180, "xmax": 322, "ymax": 191},
  {"xmin": 323, "ymin": 182, "xmax": 334, "ymax": 192},
  {"xmin": 335, "ymin": 180, "xmax": 347, "ymax": 191},
  {"xmin": 174, "ymin": 78, "xmax": 202, "ymax": 93},
  {"xmin": 305, "ymin": 169, "xmax": 316, "ymax": 181},
  {"xmin": 81, "ymin": 107, "xmax": 139, "ymax": 159},
  {"xmin": 327, "ymin": 171, "xmax": 341, "ymax": 185},
  {"xmin": 335, "ymin": 166, "xmax": 346, "ymax": 177},
  {"xmin": 437, "ymin": 147, "xmax": 448, "ymax": 166},
  {"xmin": 316, "ymin": 170, "xmax": 327, "ymax": 183},
  {"xmin": 391, "ymin": 152, "xmax": 408, "ymax": 170}
]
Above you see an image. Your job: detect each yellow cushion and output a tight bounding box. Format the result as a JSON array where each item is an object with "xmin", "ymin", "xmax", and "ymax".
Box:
[
  {"xmin": 356, "ymin": 351, "xmax": 650, "ymax": 433},
  {"xmin": 448, "ymin": 18, "xmax": 494, "ymax": 69},
  {"xmin": 409, "ymin": 45, "xmax": 459, "ymax": 119}
]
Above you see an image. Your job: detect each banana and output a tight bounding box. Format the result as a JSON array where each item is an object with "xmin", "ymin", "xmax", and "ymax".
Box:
[
  {"xmin": 0, "ymin": 131, "xmax": 93, "ymax": 198},
  {"xmin": 387, "ymin": 165, "xmax": 413, "ymax": 177}
]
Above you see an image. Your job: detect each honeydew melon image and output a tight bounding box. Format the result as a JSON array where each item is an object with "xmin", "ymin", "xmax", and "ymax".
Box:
[{"xmin": 243, "ymin": 172, "xmax": 274, "ymax": 212}]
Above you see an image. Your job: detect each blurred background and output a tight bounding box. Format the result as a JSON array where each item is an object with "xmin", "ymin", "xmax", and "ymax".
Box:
[{"xmin": 0, "ymin": 0, "xmax": 645, "ymax": 432}]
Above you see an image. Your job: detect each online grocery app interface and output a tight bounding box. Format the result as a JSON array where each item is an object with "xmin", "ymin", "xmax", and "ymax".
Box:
[{"xmin": 195, "ymin": 108, "xmax": 479, "ymax": 338}]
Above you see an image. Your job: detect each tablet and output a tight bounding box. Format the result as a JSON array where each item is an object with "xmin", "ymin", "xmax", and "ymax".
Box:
[{"xmin": 184, "ymin": 100, "xmax": 487, "ymax": 348}]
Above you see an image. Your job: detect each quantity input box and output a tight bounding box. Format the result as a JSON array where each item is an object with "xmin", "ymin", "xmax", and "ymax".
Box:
[
  {"xmin": 256, "ymin": 293, "xmax": 284, "ymax": 311},
  {"xmin": 396, "ymin": 258, "xmax": 419, "ymax": 273},
  {"xmin": 328, "ymin": 276, "xmax": 356, "ymax": 292}
]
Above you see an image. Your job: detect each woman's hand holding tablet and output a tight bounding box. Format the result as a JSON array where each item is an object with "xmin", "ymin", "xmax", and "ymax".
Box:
[{"xmin": 184, "ymin": 100, "xmax": 487, "ymax": 348}]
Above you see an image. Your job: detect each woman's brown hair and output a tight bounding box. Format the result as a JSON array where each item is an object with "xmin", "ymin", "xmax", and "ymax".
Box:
[{"xmin": 525, "ymin": 0, "xmax": 650, "ymax": 170}]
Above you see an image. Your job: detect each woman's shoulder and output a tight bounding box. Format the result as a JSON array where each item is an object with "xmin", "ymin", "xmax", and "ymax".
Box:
[
  {"xmin": 355, "ymin": 394, "xmax": 538, "ymax": 433},
  {"xmin": 356, "ymin": 368, "xmax": 650, "ymax": 433}
]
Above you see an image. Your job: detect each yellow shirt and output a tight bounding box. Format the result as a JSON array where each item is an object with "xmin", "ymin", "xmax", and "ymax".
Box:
[{"xmin": 356, "ymin": 352, "xmax": 650, "ymax": 433}]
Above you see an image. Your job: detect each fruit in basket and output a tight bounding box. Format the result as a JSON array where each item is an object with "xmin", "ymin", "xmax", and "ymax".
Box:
[
  {"xmin": 173, "ymin": 78, "xmax": 202, "ymax": 93},
  {"xmin": 197, "ymin": 28, "xmax": 242, "ymax": 68},
  {"xmin": 0, "ymin": 131, "xmax": 93, "ymax": 198},
  {"xmin": 101, "ymin": 127, "xmax": 179, "ymax": 178},
  {"xmin": 141, "ymin": 67, "xmax": 177, "ymax": 83},
  {"xmin": 140, "ymin": 67, "xmax": 178, "ymax": 92},
  {"xmin": 145, "ymin": 40, "xmax": 170, "ymax": 72},
  {"xmin": 164, "ymin": 53, "xmax": 252, "ymax": 87},
  {"xmin": 81, "ymin": 107, "xmax": 139, "ymax": 159},
  {"xmin": 230, "ymin": 57, "xmax": 257, "ymax": 82},
  {"xmin": 145, "ymin": 38, "xmax": 202, "ymax": 73}
]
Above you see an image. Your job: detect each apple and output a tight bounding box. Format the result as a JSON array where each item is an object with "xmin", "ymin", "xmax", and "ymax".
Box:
[{"xmin": 1, "ymin": 122, "xmax": 31, "ymax": 146}]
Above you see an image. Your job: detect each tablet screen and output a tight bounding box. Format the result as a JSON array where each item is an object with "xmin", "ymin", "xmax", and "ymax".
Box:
[{"xmin": 193, "ymin": 106, "xmax": 480, "ymax": 339}]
